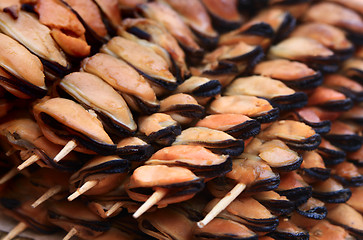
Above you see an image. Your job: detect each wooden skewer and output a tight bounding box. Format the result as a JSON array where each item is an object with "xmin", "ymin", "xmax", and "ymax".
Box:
[
  {"xmin": 31, "ymin": 185, "xmax": 63, "ymax": 208},
  {"xmin": 17, "ymin": 155, "xmax": 40, "ymax": 171},
  {"xmin": 2, "ymin": 222, "xmax": 27, "ymax": 240},
  {"xmin": 133, "ymin": 188, "xmax": 168, "ymax": 219},
  {"xmin": 197, "ymin": 183, "xmax": 246, "ymax": 228},
  {"xmin": 67, "ymin": 180, "xmax": 98, "ymax": 201},
  {"xmin": 105, "ymin": 202, "xmax": 124, "ymax": 217},
  {"xmin": 0, "ymin": 167, "xmax": 18, "ymax": 185},
  {"xmin": 54, "ymin": 140, "xmax": 77, "ymax": 162},
  {"xmin": 63, "ymin": 227, "xmax": 77, "ymax": 240}
]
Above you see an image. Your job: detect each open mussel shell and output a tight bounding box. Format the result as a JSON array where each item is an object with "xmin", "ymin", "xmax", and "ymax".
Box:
[
  {"xmin": 267, "ymin": 219, "xmax": 309, "ymax": 240},
  {"xmin": 58, "ymin": 72, "xmax": 137, "ymax": 137},
  {"xmin": 159, "ymin": 93, "xmax": 205, "ymax": 125},
  {"xmin": 224, "ymin": 76, "xmax": 307, "ymax": 112},
  {"xmin": 253, "ymin": 59, "xmax": 323, "ymax": 90},
  {"xmin": 200, "ymin": 0, "xmax": 244, "ymax": 33},
  {"xmin": 138, "ymin": 206, "xmax": 194, "ymax": 240},
  {"xmin": 173, "ymin": 127, "xmax": 244, "ymax": 156},
  {"xmin": 0, "ymin": 10, "xmax": 70, "ymax": 77},
  {"xmin": 342, "ymin": 58, "xmax": 363, "ymax": 85},
  {"xmin": 81, "ymin": 53, "xmax": 160, "ymax": 115},
  {"xmin": 70, "ymin": 155, "xmax": 129, "ymax": 196},
  {"xmin": 258, "ymin": 120, "xmax": 321, "ymax": 151},
  {"xmin": 193, "ymin": 217, "xmax": 258, "ymax": 240},
  {"xmin": 126, "ymin": 165, "xmax": 205, "ymax": 206},
  {"xmin": 205, "ymin": 197, "xmax": 279, "ymax": 233},
  {"xmin": 317, "ymin": 139, "xmax": 346, "ymax": 166},
  {"xmin": 303, "ymin": 2, "xmax": 363, "ymax": 45},
  {"xmin": 209, "ymin": 95, "xmax": 279, "ymax": 124},
  {"xmin": 48, "ymin": 200, "xmax": 111, "ymax": 239},
  {"xmin": 196, "ymin": 114, "xmax": 261, "ymax": 140},
  {"xmin": 290, "ymin": 22, "xmax": 355, "ymax": 61},
  {"xmin": 138, "ymin": 113, "xmax": 181, "ymax": 146},
  {"xmin": 276, "ymin": 171, "xmax": 312, "ymax": 206},
  {"xmin": 324, "ymin": 121, "xmax": 363, "ymax": 152},
  {"xmin": 331, "ymin": 162, "xmax": 363, "ymax": 187},
  {"xmin": 116, "ymin": 137, "xmax": 153, "ymax": 163},
  {"xmin": 312, "ymin": 178, "xmax": 351, "ymax": 204},
  {"xmin": 296, "ymin": 198, "xmax": 327, "ymax": 220},
  {"xmin": 175, "ymin": 76, "xmax": 222, "ymax": 105},
  {"xmin": 268, "ymin": 37, "xmax": 339, "ymax": 73},
  {"xmin": 33, "ymin": 97, "xmax": 116, "ymax": 155},
  {"xmin": 327, "ymin": 204, "xmax": 363, "ymax": 239},
  {"xmin": 245, "ymin": 138, "xmax": 302, "ymax": 172},
  {"xmin": 147, "ymin": 145, "xmax": 232, "ymax": 179},
  {"xmin": 253, "ymin": 191, "xmax": 295, "ymax": 216}
]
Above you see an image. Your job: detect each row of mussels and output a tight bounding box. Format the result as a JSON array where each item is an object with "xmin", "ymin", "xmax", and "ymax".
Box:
[{"xmin": 1, "ymin": 0, "xmax": 363, "ymax": 240}]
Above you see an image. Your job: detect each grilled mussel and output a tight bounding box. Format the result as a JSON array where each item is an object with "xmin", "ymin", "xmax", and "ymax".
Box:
[
  {"xmin": 224, "ymin": 76, "xmax": 308, "ymax": 111},
  {"xmin": 138, "ymin": 113, "xmax": 181, "ymax": 146},
  {"xmin": 258, "ymin": 120, "xmax": 321, "ymax": 151},
  {"xmin": 268, "ymin": 37, "xmax": 339, "ymax": 73},
  {"xmin": 299, "ymin": 151, "xmax": 331, "ymax": 183},
  {"xmin": 81, "ymin": 53, "xmax": 159, "ymax": 114},
  {"xmin": 58, "ymin": 72, "xmax": 136, "ymax": 137},
  {"xmin": 0, "ymin": 33, "xmax": 47, "ymax": 99},
  {"xmin": 0, "ymin": 9, "xmax": 70, "ymax": 77},
  {"xmin": 330, "ymin": 161, "xmax": 363, "ymax": 187},
  {"xmin": 146, "ymin": 145, "xmax": 231, "ymax": 179},
  {"xmin": 33, "ymin": 97, "xmax": 116, "ymax": 155},
  {"xmin": 159, "ymin": 93, "xmax": 205, "ymax": 125},
  {"xmin": 290, "ymin": 22, "xmax": 354, "ymax": 61},
  {"xmin": 116, "ymin": 137, "xmax": 153, "ymax": 163},
  {"xmin": 253, "ymin": 59, "xmax": 323, "ymax": 90},
  {"xmin": 312, "ymin": 178, "xmax": 351, "ymax": 204},
  {"xmin": 208, "ymin": 95, "xmax": 279, "ymax": 124},
  {"xmin": 101, "ymin": 36, "xmax": 178, "ymax": 93},
  {"xmin": 253, "ymin": 191, "xmax": 294, "ymax": 216},
  {"xmin": 173, "ymin": 127, "xmax": 244, "ymax": 156},
  {"xmin": 342, "ymin": 58, "xmax": 363, "ymax": 85},
  {"xmin": 196, "ymin": 114, "xmax": 261, "ymax": 140}
]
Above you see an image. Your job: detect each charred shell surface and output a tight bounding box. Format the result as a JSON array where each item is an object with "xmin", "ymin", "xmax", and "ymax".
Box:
[
  {"xmin": 317, "ymin": 146, "xmax": 346, "ymax": 166},
  {"xmin": 300, "ymin": 167, "xmax": 331, "ymax": 181},
  {"xmin": 254, "ymin": 107, "xmax": 280, "ymax": 124},
  {"xmin": 284, "ymin": 134, "xmax": 321, "ymax": 151},
  {"xmin": 270, "ymin": 92, "xmax": 308, "ymax": 112},
  {"xmin": 312, "ymin": 188, "xmax": 352, "ymax": 204},
  {"xmin": 257, "ymin": 198, "xmax": 295, "ymax": 216},
  {"xmin": 276, "ymin": 186, "xmax": 312, "ymax": 207},
  {"xmin": 247, "ymin": 176, "xmax": 281, "ymax": 193}
]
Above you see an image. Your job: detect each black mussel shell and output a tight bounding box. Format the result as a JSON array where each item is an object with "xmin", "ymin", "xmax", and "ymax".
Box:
[
  {"xmin": 332, "ymin": 174, "xmax": 363, "ymax": 188},
  {"xmin": 0, "ymin": 74, "xmax": 47, "ymax": 99},
  {"xmin": 300, "ymin": 168, "xmax": 331, "ymax": 181},
  {"xmin": 317, "ymin": 146, "xmax": 346, "ymax": 166},
  {"xmin": 271, "ymin": 92, "xmax": 308, "ymax": 112},
  {"xmin": 146, "ymin": 125, "xmax": 182, "ymax": 146},
  {"xmin": 292, "ymin": 111, "xmax": 331, "ymax": 135},
  {"xmin": 190, "ymin": 80, "xmax": 222, "ymax": 98},
  {"xmin": 257, "ymin": 199, "xmax": 295, "ymax": 216},
  {"xmin": 200, "ymin": 139, "xmax": 245, "ymax": 156},
  {"xmin": 116, "ymin": 145, "xmax": 153, "ymax": 163},
  {"xmin": 247, "ymin": 175, "xmax": 281, "ymax": 193},
  {"xmin": 280, "ymin": 72, "xmax": 323, "ymax": 90},
  {"xmin": 324, "ymin": 134, "xmax": 363, "ymax": 152},
  {"xmin": 268, "ymin": 228, "xmax": 309, "ymax": 240},
  {"xmin": 296, "ymin": 206, "xmax": 327, "ymax": 220},
  {"xmin": 276, "ymin": 186, "xmax": 312, "ymax": 207},
  {"xmin": 272, "ymin": 156, "xmax": 303, "ymax": 172},
  {"xmin": 252, "ymin": 107, "xmax": 280, "ymax": 124},
  {"xmin": 274, "ymin": 12, "xmax": 296, "ymax": 43},
  {"xmin": 137, "ymin": 69, "xmax": 178, "ymax": 92},
  {"xmin": 284, "ymin": 134, "xmax": 321, "ymax": 151},
  {"xmin": 312, "ymin": 189, "xmax": 351, "ymax": 204},
  {"xmin": 226, "ymin": 119, "xmax": 261, "ymax": 139},
  {"xmin": 316, "ymin": 98, "xmax": 354, "ymax": 112}
]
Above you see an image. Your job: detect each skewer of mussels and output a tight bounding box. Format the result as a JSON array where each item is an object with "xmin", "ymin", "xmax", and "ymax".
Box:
[
  {"xmin": 32, "ymin": 97, "xmax": 117, "ymax": 163},
  {"xmin": 128, "ymin": 144, "xmax": 231, "ymax": 218}
]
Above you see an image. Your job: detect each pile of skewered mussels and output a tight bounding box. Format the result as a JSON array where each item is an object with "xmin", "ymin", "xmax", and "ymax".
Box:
[{"xmin": 1, "ymin": 0, "xmax": 363, "ymax": 239}]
